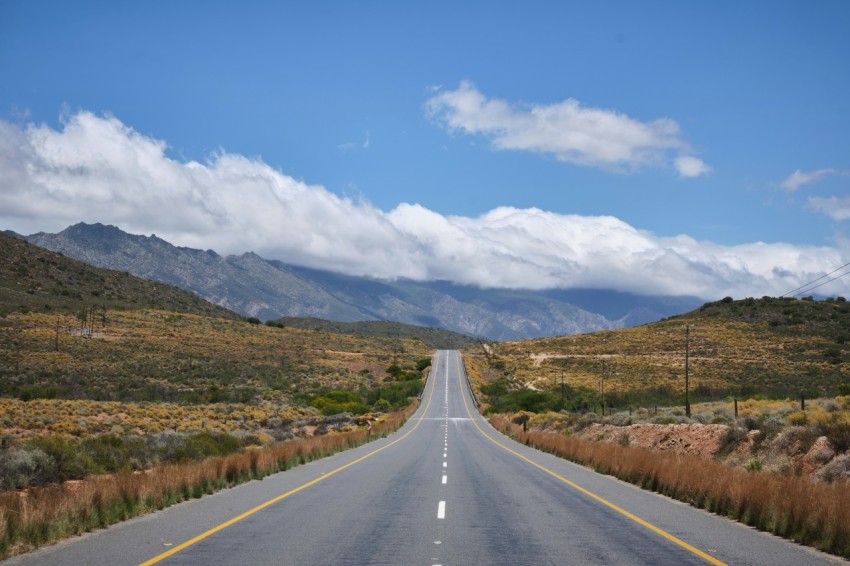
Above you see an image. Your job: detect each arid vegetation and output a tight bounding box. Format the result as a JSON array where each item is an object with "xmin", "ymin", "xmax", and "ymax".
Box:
[
  {"xmin": 498, "ymin": 396, "xmax": 850, "ymax": 480},
  {"xmin": 0, "ymin": 309, "xmax": 428, "ymax": 404}
]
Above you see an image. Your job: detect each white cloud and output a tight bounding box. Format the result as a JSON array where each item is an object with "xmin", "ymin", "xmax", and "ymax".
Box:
[
  {"xmin": 782, "ymin": 168, "xmax": 850, "ymax": 221},
  {"xmin": 781, "ymin": 168, "xmax": 841, "ymax": 191},
  {"xmin": 2, "ymin": 111, "xmax": 848, "ymax": 299},
  {"xmin": 425, "ymin": 81, "xmax": 710, "ymax": 177},
  {"xmin": 676, "ymin": 155, "xmax": 712, "ymax": 178},
  {"xmin": 808, "ymin": 196, "xmax": 850, "ymax": 221}
]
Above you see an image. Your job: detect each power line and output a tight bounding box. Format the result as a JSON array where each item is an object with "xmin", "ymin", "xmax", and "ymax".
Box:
[
  {"xmin": 781, "ymin": 261, "xmax": 850, "ymax": 298},
  {"xmin": 787, "ymin": 269, "xmax": 850, "ymax": 298}
]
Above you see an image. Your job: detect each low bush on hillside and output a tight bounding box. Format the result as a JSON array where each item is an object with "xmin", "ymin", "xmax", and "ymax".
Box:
[
  {"xmin": 0, "ymin": 431, "xmax": 250, "ymax": 490},
  {"xmin": 481, "ymin": 378, "xmax": 602, "ymax": 414},
  {"xmin": 297, "ymin": 364, "xmax": 427, "ymax": 416}
]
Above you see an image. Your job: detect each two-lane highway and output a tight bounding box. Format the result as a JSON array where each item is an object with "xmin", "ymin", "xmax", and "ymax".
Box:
[{"xmin": 7, "ymin": 351, "xmax": 842, "ymax": 565}]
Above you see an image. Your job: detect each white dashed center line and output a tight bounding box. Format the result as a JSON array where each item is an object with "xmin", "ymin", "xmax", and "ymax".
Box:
[{"xmin": 437, "ymin": 500, "xmax": 446, "ymax": 519}]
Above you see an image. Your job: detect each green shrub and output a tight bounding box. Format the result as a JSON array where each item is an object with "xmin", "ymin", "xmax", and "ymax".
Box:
[
  {"xmin": 366, "ymin": 380, "xmax": 423, "ymax": 410},
  {"xmin": 28, "ymin": 435, "xmax": 92, "ymax": 483},
  {"xmin": 0, "ymin": 447, "xmax": 53, "ymax": 489},
  {"xmin": 819, "ymin": 415, "xmax": 850, "ymax": 453},
  {"xmin": 717, "ymin": 426, "xmax": 748, "ymax": 455},
  {"xmin": 81, "ymin": 434, "xmax": 133, "ymax": 473},
  {"xmin": 17, "ymin": 384, "xmax": 61, "ymax": 401},
  {"xmin": 310, "ymin": 390, "xmax": 369, "ymax": 416},
  {"xmin": 179, "ymin": 432, "xmax": 242, "ymax": 461}
]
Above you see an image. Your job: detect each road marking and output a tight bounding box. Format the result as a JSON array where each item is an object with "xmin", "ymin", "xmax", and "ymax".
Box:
[
  {"xmin": 451, "ymin": 353, "xmax": 726, "ymax": 566},
  {"xmin": 442, "ymin": 461, "xmax": 447, "ymax": 467},
  {"xmin": 138, "ymin": 356, "xmax": 440, "ymax": 566},
  {"xmin": 442, "ymin": 475, "xmax": 447, "ymax": 484},
  {"xmin": 437, "ymin": 500, "xmax": 446, "ymax": 519}
]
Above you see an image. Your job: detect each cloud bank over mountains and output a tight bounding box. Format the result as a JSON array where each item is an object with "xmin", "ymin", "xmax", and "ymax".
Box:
[{"xmin": 1, "ymin": 110, "xmax": 847, "ymax": 299}]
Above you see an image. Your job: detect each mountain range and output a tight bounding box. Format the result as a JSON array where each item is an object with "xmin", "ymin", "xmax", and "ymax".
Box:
[{"xmin": 13, "ymin": 223, "xmax": 703, "ymax": 341}]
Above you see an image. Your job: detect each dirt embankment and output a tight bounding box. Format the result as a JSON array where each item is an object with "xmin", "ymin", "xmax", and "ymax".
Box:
[
  {"xmin": 573, "ymin": 422, "xmax": 850, "ymax": 481},
  {"xmin": 574, "ymin": 423, "xmax": 727, "ymax": 458}
]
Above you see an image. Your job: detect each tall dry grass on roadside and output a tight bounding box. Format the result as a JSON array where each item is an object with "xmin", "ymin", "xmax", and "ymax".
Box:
[
  {"xmin": 0, "ymin": 402, "xmax": 417, "ymax": 560},
  {"xmin": 490, "ymin": 415, "xmax": 850, "ymax": 559}
]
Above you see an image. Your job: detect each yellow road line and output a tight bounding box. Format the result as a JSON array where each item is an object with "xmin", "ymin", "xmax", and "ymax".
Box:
[
  {"xmin": 451, "ymin": 353, "xmax": 726, "ymax": 566},
  {"xmin": 139, "ymin": 356, "xmax": 440, "ymax": 566}
]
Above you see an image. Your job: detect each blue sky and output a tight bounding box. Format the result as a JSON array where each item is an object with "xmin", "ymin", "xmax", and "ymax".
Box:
[{"xmin": 1, "ymin": 1, "xmax": 850, "ymax": 299}]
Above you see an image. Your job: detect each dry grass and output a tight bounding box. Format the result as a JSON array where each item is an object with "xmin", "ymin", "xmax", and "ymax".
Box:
[
  {"xmin": 0, "ymin": 397, "xmax": 314, "ymax": 440},
  {"xmin": 491, "ymin": 415, "xmax": 850, "ymax": 558}
]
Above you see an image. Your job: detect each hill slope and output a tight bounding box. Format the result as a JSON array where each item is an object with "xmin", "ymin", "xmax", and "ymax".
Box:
[
  {"xmin": 273, "ymin": 317, "xmax": 477, "ymax": 350},
  {"xmin": 23, "ymin": 223, "xmax": 703, "ymax": 340},
  {"xmin": 0, "ymin": 231, "xmax": 240, "ymax": 319},
  {"xmin": 465, "ymin": 296, "xmax": 850, "ymax": 409}
]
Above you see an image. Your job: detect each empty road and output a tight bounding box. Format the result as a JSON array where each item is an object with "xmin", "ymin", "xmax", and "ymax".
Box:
[{"xmin": 7, "ymin": 350, "xmax": 842, "ymax": 565}]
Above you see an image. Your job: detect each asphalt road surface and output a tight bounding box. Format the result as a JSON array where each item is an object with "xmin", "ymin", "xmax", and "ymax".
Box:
[{"xmin": 7, "ymin": 350, "xmax": 844, "ymax": 565}]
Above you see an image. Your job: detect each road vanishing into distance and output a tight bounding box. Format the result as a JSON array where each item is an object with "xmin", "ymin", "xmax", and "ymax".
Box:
[{"xmin": 8, "ymin": 350, "xmax": 843, "ymax": 565}]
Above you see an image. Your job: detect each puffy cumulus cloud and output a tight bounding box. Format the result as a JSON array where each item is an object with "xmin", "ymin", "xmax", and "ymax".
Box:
[
  {"xmin": 1, "ymin": 110, "xmax": 848, "ymax": 299},
  {"xmin": 425, "ymin": 81, "xmax": 710, "ymax": 177},
  {"xmin": 676, "ymin": 155, "xmax": 712, "ymax": 178}
]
